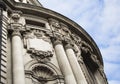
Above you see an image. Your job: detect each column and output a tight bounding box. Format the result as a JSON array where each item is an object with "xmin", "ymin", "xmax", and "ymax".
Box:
[
  {"xmin": 12, "ymin": 30, "xmax": 25, "ymax": 84},
  {"xmin": 53, "ymin": 40, "xmax": 77, "ymax": 84},
  {"xmin": 65, "ymin": 43, "xmax": 88, "ymax": 84}
]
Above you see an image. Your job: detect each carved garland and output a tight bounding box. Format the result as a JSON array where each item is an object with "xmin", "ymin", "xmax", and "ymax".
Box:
[{"xmin": 27, "ymin": 48, "xmax": 53, "ymax": 62}]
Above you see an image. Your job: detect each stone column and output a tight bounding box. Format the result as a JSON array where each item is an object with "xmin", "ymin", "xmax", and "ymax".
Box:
[
  {"xmin": 53, "ymin": 40, "xmax": 77, "ymax": 84},
  {"xmin": 65, "ymin": 43, "xmax": 88, "ymax": 84},
  {"xmin": 12, "ymin": 30, "xmax": 25, "ymax": 84}
]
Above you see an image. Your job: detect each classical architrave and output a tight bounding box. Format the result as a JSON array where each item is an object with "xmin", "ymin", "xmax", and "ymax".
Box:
[{"xmin": 0, "ymin": 0, "xmax": 108, "ymax": 84}]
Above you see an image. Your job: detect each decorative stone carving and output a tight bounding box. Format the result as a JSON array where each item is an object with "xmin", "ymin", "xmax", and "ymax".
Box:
[
  {"xmin": 71, "ymin": 33, "xmax": 82, "ymax": 44},
  {"xmin": 64, "ymin": 37, "xmax": 74, "ymax": 50},
  {"xmin": 11, "ymin": 11, "xmax": 22, "ymax": 22},
  {"xmin": 60, "ymin": 22, "xmax": 71, "ymax": 36},
  {"xmin": 27, "ymin": 48, "xmax": 53, "ymax": 62},
  {"xmin": 23, "ymin": 29, "xmax": 53, "ymax": 51},
  {"xmin": 70, "ymin": 33, "xmax": 101, "ymax": 66},
  {"xmin": 24, "ymin": 31, "xmax": 35, "ymax": 39},
  {"xmin": 51, "ymin": 32, "xmax": 63, "ymax": 46},
  {"xmin": 98, "ymin": 66, "xmax": 107, "ymax": 82},
  {"xmin": 48, "ymin": 18, "xmax": 60, "ymax": 28},
  {"xmin": 70, "ymin": 33, "xmax": 82, "ymax": 55},
  {"xmin": 25, "ymin": 65, "xmax": 64, "ymax": 84},
  {"xmin": 12, "ymin": 29, "xmax": 21, "ymax": 37},
  {"xmin": 24, "ymin": 29, "xmax": 51, "ymax": 42},
  {"xmin": 8, "ymin": 11, "xmax": 25, "ymax": 37},
  {"xmin": 90, "ymin": 53, "xmax": 100, "ymax": 67}
]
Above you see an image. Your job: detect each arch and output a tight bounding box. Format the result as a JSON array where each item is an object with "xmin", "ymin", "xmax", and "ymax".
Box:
[
  {"xmin": 25, "ymin": 60, "xmax": 64, "ymax": 84},
  {"xmin": 25, "ymin": 60, "xmax": 62, "ymax": 76}
]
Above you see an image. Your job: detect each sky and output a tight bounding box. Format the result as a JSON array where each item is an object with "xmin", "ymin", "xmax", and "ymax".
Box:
[{"xmin": 39, "ymin": 0, "xmax": 120, "ymax": 84}]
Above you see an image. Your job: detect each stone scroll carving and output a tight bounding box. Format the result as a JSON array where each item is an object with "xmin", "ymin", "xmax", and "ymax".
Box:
[{"xmin": 23, "ymin": 29, "xmax": 54, "ymax": 62}]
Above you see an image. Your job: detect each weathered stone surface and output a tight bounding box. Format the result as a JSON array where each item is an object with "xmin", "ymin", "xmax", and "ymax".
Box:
[{"xmin": 0, "ymin": 0, "xmax": 108, "ymax": 84}]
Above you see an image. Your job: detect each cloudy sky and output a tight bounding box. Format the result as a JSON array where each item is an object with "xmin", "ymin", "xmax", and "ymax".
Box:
[{"xmin": 39, "ymin": 0, "xmax": 120, "ymax": 84}]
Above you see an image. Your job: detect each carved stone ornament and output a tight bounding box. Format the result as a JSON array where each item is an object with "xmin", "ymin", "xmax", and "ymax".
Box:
[
  {"xmin": 27, "ymin": 48, "xmax": 53, "ymax": 62},
  {"xmin": 51, "ymin": 32, "xmax": 63, "ymax": 46},
  {"xmin": 71, "ymin": 33, "xmax": 82, "ymax": 44},
  {"xmin": 98, "ymin": 66, "xmax": 107, "ymax": 80},
  {"xmin": 25, "ymin": 66, "xmax": 64, "ymax": 83},
  {"xmin": 24, "ymin": 29, "xmax": 51, "ymax": 42},
  {"xmin": 11, "ymin": 11, "xmax": 21, "ymax": 20},
  {"xmin": 60, "ymin": 22, "xmax": 71, "ymax": 36},
  {"xmin": 83, "ymin": 42, "xmax": 93, "ymax": 52},
  {"xmin": 34, "ymin": 30, "xmax": 51, "ymax": 43},
  {"xmin": 90, "ymin": 53, "xmax": 100, "ymax": 67},
  {"xmin": 48, "ymin": 18, "xmax": 60, "ymax": 28},
  {"xmin": 64, "ymin": 36, "xmax": 74, "ymax": 50},
  {"xmin": 23, "ymin": 29, "xmax": 53, "ymax": 49},
  {"xmin": 12, "ymin": 29, "xmax": 21, "ymax": 37},
  {"xmin": 8, "ymin": 11, "xmax": 25, "ymax": 37},
  {"xmin": 9, "ymin": 23, "xmax": 25, "ymax": 31}
]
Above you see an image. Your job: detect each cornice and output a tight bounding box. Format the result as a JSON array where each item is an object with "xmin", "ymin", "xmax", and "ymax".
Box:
[{"xmin": 3, "ymin": 0, "xmax": 103, "ymax": 65}]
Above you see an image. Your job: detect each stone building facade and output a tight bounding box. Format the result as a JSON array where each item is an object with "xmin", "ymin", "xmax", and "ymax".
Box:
[{"xmin": 0, "ymin": 0, "xmax": 108, "ymax": 84}]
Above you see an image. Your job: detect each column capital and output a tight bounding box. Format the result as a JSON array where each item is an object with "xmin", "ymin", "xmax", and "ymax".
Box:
[
  {"xmin": 65, "ymin": 43, "xmax": 73, "ymax": 50},
  {"xmin": 9, "ymin": 23, "xmax": 25, "ymax": 37},
  {"xmin": 12, "ymin": 29, "xmax": 21, "ymax": 37},
  {"xmin": 52, "ymin": 38, "xmax": 62, "ymax": 46},
  {"xmin": 51, "ymin": 32, "xmax": 63, "ymax": 46},
  {"xmin": 64, "ymin": 36, "xmax": 74, "ymax": 50}
]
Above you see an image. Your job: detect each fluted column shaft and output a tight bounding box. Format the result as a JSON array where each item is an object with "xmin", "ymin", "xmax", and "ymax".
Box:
[
  {"xmin": 54, "ymin": 41, "xmax": 77, "ymax": 84},
  {"xmin": 65, "ymin": 44, "xmax": 88, "ymax": 84},
  {"xmin": 12, "ymin": 30, "xmax": 25, "ymax": 84}
]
